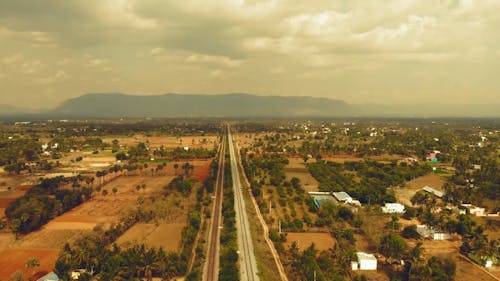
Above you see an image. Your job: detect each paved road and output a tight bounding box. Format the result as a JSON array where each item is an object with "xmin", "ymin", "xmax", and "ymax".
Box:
[
  {"xmin": 204, "ymin": 134, "xmax": 226, "ymax": 281},
  {"xmin": 228, "ymin": 126, "xmax": 260, "ymax": 281}
]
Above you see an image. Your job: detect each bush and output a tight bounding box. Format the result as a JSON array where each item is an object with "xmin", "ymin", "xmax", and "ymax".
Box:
[{"xmin": 401, "ymin": 225, "xmax": 420, "ymax": 239}]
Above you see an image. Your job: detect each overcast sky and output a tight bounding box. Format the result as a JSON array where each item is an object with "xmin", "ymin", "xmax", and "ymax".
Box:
[{"xmin": 0, "ymin": 0, "xmax": 499, "ymax": 109}]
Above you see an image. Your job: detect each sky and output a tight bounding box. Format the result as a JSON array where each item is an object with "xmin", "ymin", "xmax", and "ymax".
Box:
[{"xmin": 0, "ymin": 0, "xmax": 499, "ymax": 109}]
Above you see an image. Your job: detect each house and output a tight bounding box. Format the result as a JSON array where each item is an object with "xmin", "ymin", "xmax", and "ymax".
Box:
[
  {"xmin": 333, "ymin": 192, "xmax": 353, "ymax": 203},
  {"xmin": 37, "ymin": 272, "xmax": 59, "ymax": 281},
  {"xmin": 461, "ymin": 204, "xmax": 486, "ymax": 217},
  {"xmin": 309, "ymin": 192, "xmax": 338, "ymax": 208},
  {"xmin": 71, "ymin": 269, "xmax": 88, "ymax": 280},
  {"xmin": 426, "ymin": 153, "xmax": 439, "ymax": 163},
  {"xmin": 382, "ymin": 203, "xmax": 405, "ymax": 214},
  {"xmin": 469, "ymin": 207, "xmax": 486, "ymax": 217},
  {"xmin": 422, "ymin": 186, "xmax": 444, "ymax": 198},
  {"xmin": 352, "ymin": 252, "xmax": 377, "ymax": 270},
  {"xmin": 416, "ymin": 225, "xmax": 451, "ymax": 240}
]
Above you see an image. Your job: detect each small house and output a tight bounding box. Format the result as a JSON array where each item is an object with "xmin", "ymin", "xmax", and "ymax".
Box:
[
  {"xmin": 37, "ymin": 272, "xmax": 59, "ymax": 281},
  {"xmin": 469, "ymin": 207, "xmax": 486, "ymax": 217},
  {"xmin": 382, "ymin": 203, "xmax": 405, "ymax": 213},
  {"xmin": 352, "ymin": 252, "xmax": 377, "ymax": 270},
  {"xmin": 416, "ymin": 225, "xmax": 451, "ymax": 240},
  {"xmin": 309, "ymin": 192, "xmax": 338, "ymax": 208},
  {"xmin": 333, "ymin": 192, "xmax": 353, "ymax": 203},
  {"xmin": 422, "ymin": 186, "xmax": 444, "ymax": 198}
]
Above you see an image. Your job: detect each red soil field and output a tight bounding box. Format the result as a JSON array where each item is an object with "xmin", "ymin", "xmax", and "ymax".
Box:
[
  {"xmin": 0, "ymin": 249, "xmax": 59, "ymax": 279},
  {"xmin": 0, "ymin": 198, "xmax": 15, "ymax": 208},
  {"xmin": 19, "ymin": 185, "xmax": 34, "ymax": 191},
  {"xmin": 191, "ymin": 160, "xmax": 212, "ymax": 183}
]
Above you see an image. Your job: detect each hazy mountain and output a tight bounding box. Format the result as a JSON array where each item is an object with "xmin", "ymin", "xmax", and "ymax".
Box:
[
  {"xmin": 0, "ymin": 105, "xmax": 39, "ymax": 115},
  {"xmin": 52, "ymin": 93, "xmax": 354, "ymax": 117},
  {"xmin": 1, "ymin": 93, "xmax": 499, "ymax": 118},
  {"xmin": 352, "ymin": 103, "xmax": 500, "ymax": 118}
]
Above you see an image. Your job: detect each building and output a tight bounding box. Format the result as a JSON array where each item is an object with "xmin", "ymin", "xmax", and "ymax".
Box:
[
  {"xmin": 37, "ymin": 272, "xmax": 59, "ymax": 281},
  {"xmin": 352, "ymin": 252, "xmax": 377, "ymax": 270},
  {"xmin": 308, "ymin": 192, "xmax": 338, "ymax": 208},
  {"xmin": 416, "ymin": 225, "xmax": 451, "ymax": 240},
  {"xmin": 422, "ymin": 186, "xmax": 444, "ymax": 198},
  {"xmin": 426, "ymin": 153, "xmax": 439, "ymax": 163},
  {"xmin": 382, "ymin": 203, "xmax": 405, "ymax": 213},
  {"xmin": 461, "ymin": 204, "xmax": 486, "ymax": 217},
  {"xmin": 333, "ymin": 191, "xmax": 353, "ymax": 203}
]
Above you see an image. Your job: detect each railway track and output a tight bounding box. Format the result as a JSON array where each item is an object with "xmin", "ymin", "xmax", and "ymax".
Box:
[
  {"xmin": 205, "ymin": 133, "xmax": 226, "ymax": 281},
  {"xmin": 228, "ymin": 125, "xmax": 260, "ymax": 281}
]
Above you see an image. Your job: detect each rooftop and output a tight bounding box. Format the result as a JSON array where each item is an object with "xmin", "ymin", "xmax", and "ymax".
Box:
[{"xmin": 333, "ymin": 191, "xmax": 352, "ymax": 202}]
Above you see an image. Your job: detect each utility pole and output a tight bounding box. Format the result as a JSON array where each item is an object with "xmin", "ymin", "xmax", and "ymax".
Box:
[
  {"xmin": 278, "ymin": 219, "xmax": 282, "ymax": 234},
  {"xmin": 314, "ymin": 270, "xmax": 317, "ymax": 281}
]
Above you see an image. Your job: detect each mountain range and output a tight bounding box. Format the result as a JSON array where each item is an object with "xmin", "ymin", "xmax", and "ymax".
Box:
[{"xmin": 1, "ymin": 93, "xmax": 499, "ymax": 118}]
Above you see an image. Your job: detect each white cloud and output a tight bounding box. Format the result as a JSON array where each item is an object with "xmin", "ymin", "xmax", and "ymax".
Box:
[
  {"xmin": 55, "ymin": 70, "xmax": 67, "ymax": 78},
  {"xmin": 3, "ymin": 53, "xmax": 23, "ymax": 65},
  {"xmin": 270, "ymin": 67, "xmax": 285, "ymax": 74}
]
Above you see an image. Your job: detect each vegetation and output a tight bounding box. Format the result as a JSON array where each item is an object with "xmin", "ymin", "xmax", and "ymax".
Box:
[
  {"xmin": 219, "ymin": 152, "xmax": 240, "ymax": 281},
  {"xmin": 309, "ymin": 160, "xmax": 430, "ymax": 204},
  {"xmin": 6, "ymin": 176, "xmax": 92, "ymax": 235}
]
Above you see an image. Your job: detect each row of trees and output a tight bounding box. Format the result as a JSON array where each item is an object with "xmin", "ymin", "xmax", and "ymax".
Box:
[
  {"xmin": 5, "ymin": 176, "xmax": 91, "ymax": 236},
  {"xmin": 309, "ymin": 160, "xmax": 431, "ymax": 204},
  {"xmin": 219, "ymin": 153, "xmax": 240, "ymax": 281}
]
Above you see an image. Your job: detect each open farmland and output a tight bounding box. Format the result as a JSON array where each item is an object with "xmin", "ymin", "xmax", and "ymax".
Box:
[
  {"xmin": 285, "ymin": 157, "xmax": 319, "ymax": 192},
  {"xmin": 284, "ymin": 232, "xmax": 336, "ymax": 252},
  {"xmin": 0, "ymin": 249, "xmax": 59, "ymax": 280},
  {"xmin": 102, "ymin": 134, "xmax": 218, "ymax": 149},
  {"xmin": 419, "ymin": 240, "xmax": 499, "ymax": 281},
  {"xmin": 116, "ymin": 222, "xmax": 186, "ymax": 252},
  {"xmin": 392, "ymin": 174, "xmax": 446, "ymax": 206}
]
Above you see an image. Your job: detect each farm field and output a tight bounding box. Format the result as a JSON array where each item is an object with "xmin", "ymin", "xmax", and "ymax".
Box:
[
  {"xmin": 285, "ymin": 157, "xmax": 318, "ymax": 192},
  {"xmin": 0, "ymin": 249, "xmax": 59, "ymax": 280},
  {"xmin": 322, "ymin": 154, "xmax": 403, "ymax": 163},
  {"xmin": 419, "ymin": 240, "xmax": 499, "ymax": 281},
  {"xmin": 0, "ymin": 170, "xmax": 195, "ymax": 279},
  {"xmin": 102, "ymin": 134, "xmax": 218, "ymax": 149},
  {"xmin": 284, "ymin": 232, "xmax": 336, "ymax": 251},
  {"xmin": 116, "ymin": 222, "xmax": 186, "ymax": 252},
  {"xmin": 392, "ymin": 174, "xmax": 446, "ymax": 206}
]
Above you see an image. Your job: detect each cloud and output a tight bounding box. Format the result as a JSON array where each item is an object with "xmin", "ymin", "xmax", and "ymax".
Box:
[{"xmin": 0, "ymin": 0, "xmax": 499, "ymax": 107}]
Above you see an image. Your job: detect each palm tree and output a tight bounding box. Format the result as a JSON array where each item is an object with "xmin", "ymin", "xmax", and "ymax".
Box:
[{"xmin": 26, "ymin": 257, "xmax": 40, "ymax": 280}]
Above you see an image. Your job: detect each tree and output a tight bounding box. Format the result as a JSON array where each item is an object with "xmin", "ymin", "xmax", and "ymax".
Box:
[
  {"xmin": 112, "ymin": 187, "xmax": 118, "ymax": 195},
  {"xmin": 402, "ymin": 225, "xmax": 421, "ymax": 239},
  {"xmin": 174, "ymin": 163, "xmax": 179, "ymax": 175},
  {"xmin": 302, "ymin": 155, "xmax": 309, "ymax": 163},
  {"xmin": 9, "ymin": 271, "xmax": 24, "ymax": 281},
  {"xmin": 379, "ymin": 234, "xmax": 407, "ymax": 260},
  {"xmin": 10, "ymin": 219, "xmax": 21, "ymax": 239},
  {"xmin": 26, "ymin": 257, "xmax": 40, "ymax": 280}
]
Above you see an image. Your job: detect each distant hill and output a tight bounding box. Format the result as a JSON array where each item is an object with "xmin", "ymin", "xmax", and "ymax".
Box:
[
  {"xmin": 0, "ymin": 105, "xmax": 39, "ymax": 115},
  {"xmin": 1, "ymin": 93, "xmax": 499, "ymax": 118},
  {"xmin": 52, "ymin": 93, "xmax": 354, "ymax": 118}
]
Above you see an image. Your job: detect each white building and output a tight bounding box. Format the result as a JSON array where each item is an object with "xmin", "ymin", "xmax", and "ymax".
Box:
[
  {"xmin": 469, "ymin": 207, "xmax": 486, "ymax": 217},
  {"xmin": 333, "ymin": 191, "xmax": 353, "ymax": 203},
  {"xmin": 352, "ymin": 252, "xmax": 377, "ymax": 270},
  {"xmin": 382, "ymin": 203, "xmax": 405, "ymax": 213},
  {"xmin": 416, "ymin": 225, "xmax": 451, "ymax": 240},
  {"xmin": 422, "ymin": 186, "xmax": 444, "ymax": 198}
]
